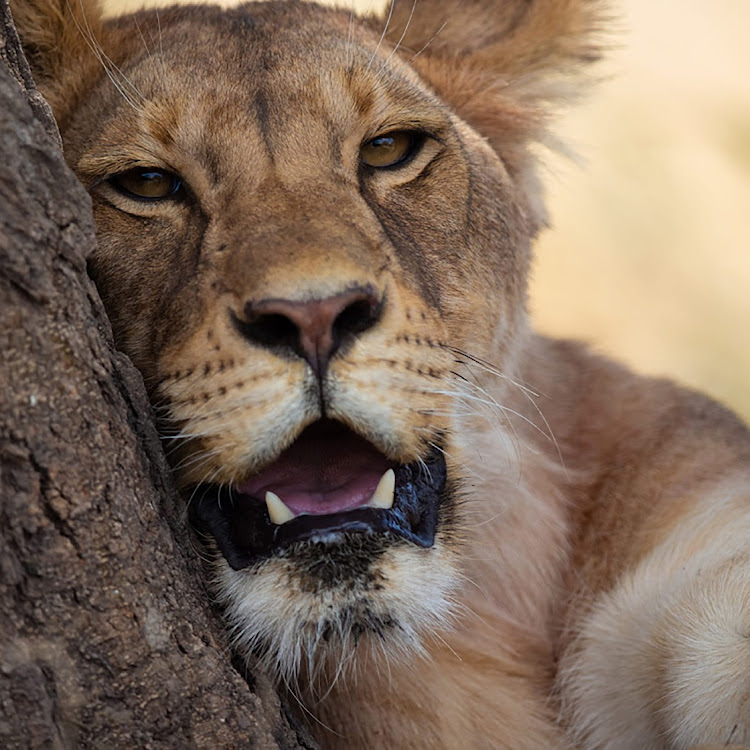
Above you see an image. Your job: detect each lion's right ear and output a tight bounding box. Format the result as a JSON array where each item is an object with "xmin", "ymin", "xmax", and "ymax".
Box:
[{"xmin": 10, "ymin": 0, "xmax": 105, "ymax": 122}]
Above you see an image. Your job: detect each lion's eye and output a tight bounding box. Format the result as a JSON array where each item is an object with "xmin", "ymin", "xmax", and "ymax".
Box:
[
  {"xmin": 360, "ymin": 131, "xmax": 423, "ymax": 169},
  {"xmin": 110, "ymin": 167, "xmax": 182, "ymax": 200}
]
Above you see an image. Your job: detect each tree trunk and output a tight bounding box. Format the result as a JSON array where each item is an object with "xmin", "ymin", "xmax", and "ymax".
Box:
[{"xmin": 0, "ymin": 4, "xmax": 314, "ymax": 748}]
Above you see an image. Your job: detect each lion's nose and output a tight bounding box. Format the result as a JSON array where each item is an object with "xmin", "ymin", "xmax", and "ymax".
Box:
[{"xmin": 237, "ymin": 286, "xmax": 382, "ymax": 376}]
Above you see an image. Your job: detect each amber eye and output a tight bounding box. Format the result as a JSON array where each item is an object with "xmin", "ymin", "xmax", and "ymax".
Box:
[
  {"xmin": 360, "ymin": 131, "xmax": 422, "ymax": 169},
  {"xmin": 110, "ymin": 167, "xmax": 182, "ymax": 200}
]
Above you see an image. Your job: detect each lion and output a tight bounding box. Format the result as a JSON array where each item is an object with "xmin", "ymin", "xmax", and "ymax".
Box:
[{"xmin": 11, "ymin": 0, "xmax": 750, "ymax": 747}]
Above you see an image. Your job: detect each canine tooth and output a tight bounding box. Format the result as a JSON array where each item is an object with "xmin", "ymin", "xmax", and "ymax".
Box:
[
  {"xmin": 265, "ymin": 491, "xmax": 296, "ymax": 525},
  {"xmin": 368, "ymin": 469, "xmax": 395, "ymax": 510}
]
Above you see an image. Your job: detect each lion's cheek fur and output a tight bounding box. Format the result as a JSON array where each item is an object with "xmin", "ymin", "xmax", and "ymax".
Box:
[{"xmin": 86, "ymin": 203, "xmax": 210, "ymax": 379}]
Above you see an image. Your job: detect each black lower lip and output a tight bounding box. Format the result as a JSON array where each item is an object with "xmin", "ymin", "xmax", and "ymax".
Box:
[{"xmin": 190, "ymin": 447, "xmax": 448, "ymax": 570}]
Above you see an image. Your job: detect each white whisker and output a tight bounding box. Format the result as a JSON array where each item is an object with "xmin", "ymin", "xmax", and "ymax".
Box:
[
  {"xmin": 69, "ymin": 0, "xmax": 144, "ymax": 111},
  {"xmin": 366, "ymin": 0, "xmax": 396, "ymax": 70},
  {"xmin": 386, "ymin": 0, "xmax": 418, "ymax": 63},
  {"xmin": 409, "ymin": 18, "xmax": 449, "ymax": 62}
]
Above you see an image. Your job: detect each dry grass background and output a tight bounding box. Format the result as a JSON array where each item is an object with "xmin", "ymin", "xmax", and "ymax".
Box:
[
  {"xmin": 533, "ymin": 0, "xmax": 750, "ymax": 423},
  {"xmin": 103, "ymin": 0, "xmax": 750, "ymax": 422}
]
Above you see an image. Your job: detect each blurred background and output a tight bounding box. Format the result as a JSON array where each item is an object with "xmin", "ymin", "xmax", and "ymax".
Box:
[{"xmin": 104, "ymin": 0, "xmax": 750, "ymax": 421}]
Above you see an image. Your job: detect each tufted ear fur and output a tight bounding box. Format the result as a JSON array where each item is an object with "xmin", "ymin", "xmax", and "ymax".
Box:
[
  {"xmin": 9, "ymin": 0, "xmax": 108, "ymax": 125},
  {"xmin": 374, "ymin": 0, "xmax": 607, "ymax": 226}
]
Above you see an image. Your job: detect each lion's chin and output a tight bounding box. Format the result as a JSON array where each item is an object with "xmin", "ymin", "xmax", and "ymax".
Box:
[{"xmin": 190, "ymin": 419, "xmax": 448, "ymax": 569}]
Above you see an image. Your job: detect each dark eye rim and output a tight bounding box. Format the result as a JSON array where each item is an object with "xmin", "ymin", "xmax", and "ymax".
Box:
[
  {"xmin": 108, "ymin": 166, "xmax": 184, "ymax": 202},
  {"xmin": 360, "ymin": 130, "xmax": 428, "ymax": 171}
]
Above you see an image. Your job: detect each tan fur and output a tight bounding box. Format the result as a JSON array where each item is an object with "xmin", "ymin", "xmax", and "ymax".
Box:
[{"xmin": 12, "ymin": 0, "xmax": 750, "ymax": 747}]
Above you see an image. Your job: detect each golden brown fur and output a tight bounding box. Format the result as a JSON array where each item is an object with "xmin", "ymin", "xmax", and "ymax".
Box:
[{"xmin": 12, "ymin": 0, "xmax": 750, "ymax": 747}]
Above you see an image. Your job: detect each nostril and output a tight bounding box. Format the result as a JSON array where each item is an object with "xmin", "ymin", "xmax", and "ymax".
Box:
[
  {"xmin": 333, "ymin": 296, "xmax": 380, "ymax": 340},
  {"xmin": 241, "ymin": 312, "xmax": 300, "ymax": 352}
]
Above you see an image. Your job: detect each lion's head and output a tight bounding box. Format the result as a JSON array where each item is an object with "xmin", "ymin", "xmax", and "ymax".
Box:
[{"xmin": 14, "ymin": 0, "xmax": 602, "ymax": 684}]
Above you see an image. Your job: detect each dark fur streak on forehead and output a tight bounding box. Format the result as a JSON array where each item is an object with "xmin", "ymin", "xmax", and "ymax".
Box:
[
  {"xmin": 343, "ymin": 66, "xmax": 377, "ymax": 119},
  {"xmin": 254, "ymin": 87, "xmax": 275, "ymax": 162},
  {"xmin": 200, "ymin": 140, "xmax": 226, "ymax": 188}
]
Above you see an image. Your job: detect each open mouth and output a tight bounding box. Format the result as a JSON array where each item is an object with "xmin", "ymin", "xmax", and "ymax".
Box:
[{"xmin": 191, "ymin": 419, "xmax": 447, "ymax": 569}]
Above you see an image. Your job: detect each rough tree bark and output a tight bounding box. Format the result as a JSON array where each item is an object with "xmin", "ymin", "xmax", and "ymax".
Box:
[{"xmin": 0, "ymin": 4, "xmax": 314, "ymax": 748}]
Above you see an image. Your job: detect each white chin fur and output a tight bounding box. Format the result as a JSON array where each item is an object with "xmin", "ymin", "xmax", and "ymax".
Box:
[{"xmin": 214, "ymin": 541, "xmax": 462, "ymax": 686}]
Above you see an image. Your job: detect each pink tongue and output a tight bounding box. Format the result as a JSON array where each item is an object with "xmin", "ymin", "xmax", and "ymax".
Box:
[{"xmin": 238, "ymin": 421, "xmax": 392, "ymax": 516}]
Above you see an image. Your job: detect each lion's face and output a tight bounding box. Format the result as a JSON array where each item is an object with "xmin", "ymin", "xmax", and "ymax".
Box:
[{"xmin": 38, "ymin": 0, "xmax": 543, "ymax": 679}]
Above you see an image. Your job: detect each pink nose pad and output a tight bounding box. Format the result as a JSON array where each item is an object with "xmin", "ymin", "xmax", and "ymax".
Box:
[{"xmin": 239, "ymin": 286, "xmax": 382, "ymax": 376}]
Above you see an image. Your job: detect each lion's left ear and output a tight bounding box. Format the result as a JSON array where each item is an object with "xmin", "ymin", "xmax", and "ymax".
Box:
[
  {"xmin": 372, "ymin": 0, "xmax": 607, "ymax": 225},
  {"xmin": 377, "ymin": 0, "xmax": 605, "ymax": 142}
]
